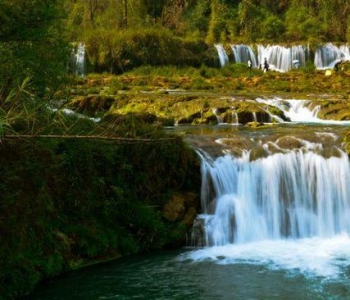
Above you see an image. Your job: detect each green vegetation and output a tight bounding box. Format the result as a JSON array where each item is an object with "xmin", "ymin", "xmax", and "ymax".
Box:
[
  {"xmin": 61, "ymin": 0, "xmax": 350, "ymax": 73},
  {"xmin": 0, "ymin": 132, "xmax": 200, "ymax": 299},
  {"xmin": 3, "ymin": 1, "xmax": 350, "ymax": 96},
  {"xmin": 63, "ymin": 64, "xmax": 350, "ymax": 127},
  {"xmin": 2, "ymin": 1, "xmax": 350, "ymax": 299},
  {"xmin": 0, "ymin": 0, "xmax": 70, "ymax": 101}
]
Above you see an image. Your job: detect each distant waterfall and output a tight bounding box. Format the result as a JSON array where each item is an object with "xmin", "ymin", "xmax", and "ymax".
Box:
[
  {"xmin": 70, "ymin": 43, "xmax": 86, "ymax": 77},
  {"xmin": 231, "ymin": 44, "xmax": 258, "ymax": 67},
  {"xmin": 197, "ymin": 148, "xmax": 350, "ymax": 246},
  {"xmin": 314, "ymin": 43, "xmax": 350, "ymax": 69},
  {"xmin": 214, "ymin": 44, "xmax": 229, "ymax": 67},
  {"xmin": 257, "ymin": 45, "xmax": 307, "ymax": 72},
  {"xmin": 213, "ymin": 43, "xmax": 350, "ymax": 71}
]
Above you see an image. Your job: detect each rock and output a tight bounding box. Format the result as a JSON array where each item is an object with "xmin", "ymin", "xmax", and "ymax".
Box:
[
  {"xmin": 246, "ymin": 121, "xmax": 264, "ymax": 128},
  {"xmin": 162, "ymin": 193, "xmax": 186, "ymax": 222},
  {"xmin": 162, "ymin": 192, "xmax": 200, "ymax": 227}
]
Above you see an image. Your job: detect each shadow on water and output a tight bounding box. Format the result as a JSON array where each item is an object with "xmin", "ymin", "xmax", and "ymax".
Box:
[{"xmin": 26, "ymin": 248, "xmax": 350, "ymax": 300}]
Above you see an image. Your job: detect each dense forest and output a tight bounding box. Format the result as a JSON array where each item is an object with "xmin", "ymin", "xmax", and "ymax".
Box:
[{"xmin": 2, "ymin": 0, "xmax": 350, "ymax": 102}]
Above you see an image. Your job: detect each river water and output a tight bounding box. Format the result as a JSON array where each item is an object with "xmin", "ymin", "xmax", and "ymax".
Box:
[
  {"xmin": 27, "ymin": 99, "xmax": 350, "ymax": 300},
  {"xmin": 26, "ymin": 246, "xmax": 350, "ymax": 300}
]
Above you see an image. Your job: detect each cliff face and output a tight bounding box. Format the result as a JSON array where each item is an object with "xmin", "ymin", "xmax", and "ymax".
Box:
[{"xmin": 0, "ymin": 136, "xmax": 201, "ymax": 299}]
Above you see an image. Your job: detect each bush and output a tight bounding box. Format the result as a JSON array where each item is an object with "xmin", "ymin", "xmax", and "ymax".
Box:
[
  {"xmin": 0, "ymin": 132, "xmax": 200, "ymax": 299},
  {"xmin": 85, "ymin": 27, "xmax": 212, "ymax": 73}
]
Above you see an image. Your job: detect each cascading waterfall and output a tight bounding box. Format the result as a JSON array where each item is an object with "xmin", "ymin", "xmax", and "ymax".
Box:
[
  {"xmin": 214, "ymin": 44, "xmax": 229, "ymax": 67},
  {"xmin": 252, "ymin": 112, "xmax": 257, "ymax": 122},
  {"xmin": 256, "ymin": 97, "xmax": 350, "ymax": 125},
  {"xmin": 232, "ymin": 111, "xmax": 239, "ymax": 125},
  {"xmin": 257, "ymin": 45, "xmax": 308, "ymax": 72},
  {"xmin": 196, "ymin": 146, "xmax": 350, "ymax": 247},
  {"xmin": 73, "ymin": 43, "xmax": 86, "ymax": 77},
  {"xmin": 314, "ymin": 43, "xmax": 350, "ymax": 69},
  {"xmin": 256, "ymin": 98, "xmax": 321, "ymax": 122},
  {"xmin": 215, "ymin": 43, "xmax": 350, "ymax": 71},
  {"xmin": 212, "ymin": 108, "xmax": 224, "ymax": 124},
  {"xmin": 231, "ymin": 44, "xmax": 258, "ymax": 67}
]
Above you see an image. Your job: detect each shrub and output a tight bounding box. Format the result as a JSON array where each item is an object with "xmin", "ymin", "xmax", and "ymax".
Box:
[{"xmin": 85, "ymin": 27, "xmax": 212, "ymax": 73}]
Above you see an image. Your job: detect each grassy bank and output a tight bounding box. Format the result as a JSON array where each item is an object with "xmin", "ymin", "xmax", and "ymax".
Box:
[
  {"xmin": 3, "ymin": 63, "xmax": 350, "ymax": 299},
  {"xmin": 70, "ymin": 63, "xmax": 350, "ymax": 98}
]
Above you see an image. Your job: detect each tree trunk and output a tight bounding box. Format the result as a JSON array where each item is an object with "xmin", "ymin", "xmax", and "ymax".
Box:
[{"xmin": 123, "ymin": 0, "xmax": 128, "ymax": 27}]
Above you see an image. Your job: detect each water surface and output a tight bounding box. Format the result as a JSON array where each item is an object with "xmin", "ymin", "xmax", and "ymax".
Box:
[{"xmin": 27, "ymin": 246, "xmax": 350, "ymax": 300}]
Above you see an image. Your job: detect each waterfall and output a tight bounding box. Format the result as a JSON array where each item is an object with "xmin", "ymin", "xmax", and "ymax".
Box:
[
  {"xmin": 252, "ymin": 112, "xmax": 257, "ymax": 122},
  {"xmin": 196, "ymin": 148, "xmax": 350, "ymax": 246},
  {"xmin": 71, "ymin": 43, "xmax": 86, "ymax": 77},
  {"xmin": 257, "ymin": 45, "xmax": 307, "ymax": 72},
  {"xmin": 213, "ymin": 43, "xmax": 350, "ymax": 71},
  {"xmin": 255, "ymin": 97, "xmax": 350, "ymax": 124},
  {"xmin": 212, "ymin": 108, "xmax": 224, "ymax": 124},
  {"xmin": 231, "ymin": 44, "xmax": 258, "ymax": 67},
  {"xmin": 233, "ymin": 111, "xmax": 239, "ymax": 125},
  {"xmin": 256, "ymin": 98, "xmax": 320, "ymax": 122},
  {"xmin": 314, "ymin": 43, "xmax": 350, "ymax": 69},
  {"xmin": 214, "ymin": 44, "xmax": 229, "ymax": 67}
]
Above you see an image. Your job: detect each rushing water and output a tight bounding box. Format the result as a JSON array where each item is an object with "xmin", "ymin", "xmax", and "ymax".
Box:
[
  {"xmin": 215, "ymin": 43, "xmax": 349, "ymax": 71},
  {"xmin": 27, "ymin": 99, "xmax": 350, "ymax": 299},
  {"xmin": 27, "ymin": 123, "xmax": 350, "ymax": 300}
]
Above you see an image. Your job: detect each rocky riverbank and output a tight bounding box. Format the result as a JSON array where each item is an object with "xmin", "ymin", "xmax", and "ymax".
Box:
[{"xmin": 64, "ymin": 65, "xmax": 350, "ymax": 127}]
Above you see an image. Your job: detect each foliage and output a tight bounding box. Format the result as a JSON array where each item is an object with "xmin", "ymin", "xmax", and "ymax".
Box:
[
  {"xmin": 52, "ymin": 0, "xmax": 350, "ymax": 74},
  {"xmin": 0, "ymin": 134, "xmax": 200, "ymax": 299},
  {"xmin": 0, "ymin": 0, "xmax": 70, "ymax": 101},
  {"xmin": 84, "ymin": 26, "xmax": 211, "ymax": 73},
  {"xmin": 261, "ymin": 15, "xmax": 285, "ymax": 41}
]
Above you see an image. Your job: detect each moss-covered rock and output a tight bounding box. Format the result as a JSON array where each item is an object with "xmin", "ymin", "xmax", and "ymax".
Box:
[{"xmin": 69, "ymin": 94, "xmax": 115, "ymax": 116}]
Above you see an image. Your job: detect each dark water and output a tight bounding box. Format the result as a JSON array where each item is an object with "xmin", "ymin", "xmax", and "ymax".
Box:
[{"xmin": 26, "ymin": 249, "xmax": 350, "ymax": 300}]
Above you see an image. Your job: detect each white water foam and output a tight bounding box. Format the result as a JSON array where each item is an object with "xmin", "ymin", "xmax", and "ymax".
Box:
[
  {"xmin": 256, "ymin": 98, "xmax": 350, "ymax": 124},
  {"xmin": 181, "ymin": 234, "xmax": 350, "ymax": 279},
  {"xmin": 190, "ymin": 145, "xmax": 350, "ymax": 281}
]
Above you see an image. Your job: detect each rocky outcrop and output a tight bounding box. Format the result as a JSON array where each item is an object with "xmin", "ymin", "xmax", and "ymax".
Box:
[{"xmin": 162, "ymin": 192, "xmax": 200, "ymax": 228}]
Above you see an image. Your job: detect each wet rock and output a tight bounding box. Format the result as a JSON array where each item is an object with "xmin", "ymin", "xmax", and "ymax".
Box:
[
  {"xmin": 190, "ymin": 217, "xmax": 206, "ymax": 247},
  {"xmin": 276, "ymin": 136, "xmax": 305, "ymax": 150},
  {"xmin": 246, "ymin": 121, "xmax": 265, "ymax": 128},
  {"xmin": 237, "ymin": 111, "xmax": 254, "ymax": 124}
]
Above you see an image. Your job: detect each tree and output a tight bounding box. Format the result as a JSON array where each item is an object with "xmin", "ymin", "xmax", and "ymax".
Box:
[
  {"xmin": 206, "ymin": 0, "xmax": 237, "ymax": 43},
  {"xmin": 0, "ymin": 0, "xmax": 70, "ymax": 102},
  {"xmin": 285, "ymin": 2, "xmax": 325, "ymax": 42},
  {"xmin": 261, "ymin": 15, "xmax": 285, "ymax": 41},
  {"xmin": 238, "ymin": 1, "xmax": 266, "ymax": 42}
]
